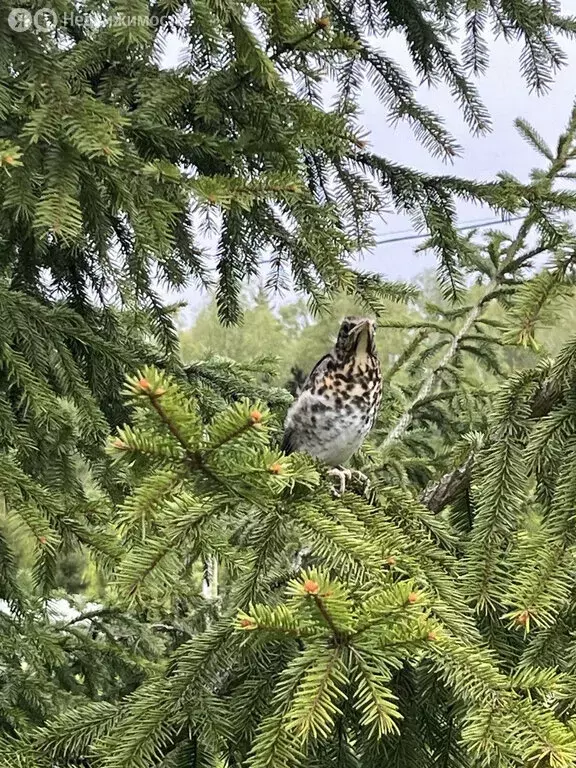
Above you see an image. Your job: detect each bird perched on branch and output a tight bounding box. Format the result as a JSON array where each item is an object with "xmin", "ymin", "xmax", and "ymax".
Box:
[{"xmin": 282, "ymin": 316, "xmax": 382, "ymax": 493}]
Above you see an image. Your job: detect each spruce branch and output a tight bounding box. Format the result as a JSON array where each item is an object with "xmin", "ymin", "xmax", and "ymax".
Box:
[
  {"xmin": 380, "ymin": 250, "xmax": 530, "ymax": 450},
  {"xmin": 311, "ymin": 594, "xmax": 344, "ymax": 639},
  {"xmin": 419, "ymin": 453, "xmax": 476, "ymax": 514},
  {"xmin": 418, "ymin": 366, "xmax": 565, "ymax": 516},
  {"xmin": 381, "ymin": 297, "xmax": 486, "ymax": 449},
  {"xmin": 381, "ymin": 113, "xmax": 576, "ymax": 449},
  {"xmin": 144, "ymin": 389, "xmax": 201, "ymax": 469},
  {"xmin": 57, "ymin": 607, "xmax": 124, "ymax": 630},
  {"xmin": 203, "ymin": 410, "xmax": 264, "ymax": 456},
  {"xmin": 270, "ymin": 19, "xmax": 331, "ymax": 62}
]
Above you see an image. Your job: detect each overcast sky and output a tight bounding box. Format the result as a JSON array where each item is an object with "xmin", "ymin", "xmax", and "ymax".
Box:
[{"xmin": 161, "ymin": 26, "xmax": 576, "ymax": 319}]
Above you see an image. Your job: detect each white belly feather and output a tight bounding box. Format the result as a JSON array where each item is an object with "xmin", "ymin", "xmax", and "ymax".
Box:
[{"xmin": 284, "ymin": 389, "xmax": 373, "ymax": 466}]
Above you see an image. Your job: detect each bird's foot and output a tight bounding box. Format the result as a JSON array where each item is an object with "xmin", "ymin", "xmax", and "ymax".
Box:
[
  {"xmin": 327, "ymin": 467, "xmax": 370, "ymax": 497},
  {"xmin": 327, "ymin": 466, "xmax": 352, "ymax": 496},
  {"xmin": 292, "ymin": 546, "xmax": 312, "ymax": 572},
  {"xmin": 352, "ymin": 469, "xmax": 371, "ymax": 497}
]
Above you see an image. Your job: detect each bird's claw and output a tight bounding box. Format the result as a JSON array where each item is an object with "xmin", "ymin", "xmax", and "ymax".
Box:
[
  {"xmin": 327, "ymin": 467, "xmax": 370, "ymax": 497},
  {"xmin": 327, "ymin": 467, "xmax": 351, "ymax": 496},
  {"xmin": 354, "ymin": 470, "xmax": 371, "ymax": 497}
]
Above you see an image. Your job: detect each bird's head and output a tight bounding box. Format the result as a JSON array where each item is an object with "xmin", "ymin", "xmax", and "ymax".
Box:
[{"xmin": 334, "ymin": 316, "xmax": 377, "ymax": 361}]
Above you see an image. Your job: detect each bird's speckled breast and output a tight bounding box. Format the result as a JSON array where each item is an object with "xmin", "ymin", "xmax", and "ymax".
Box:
[{"xmin": 285, "ymin": 356, "xmax": 382, "ymax": 466}]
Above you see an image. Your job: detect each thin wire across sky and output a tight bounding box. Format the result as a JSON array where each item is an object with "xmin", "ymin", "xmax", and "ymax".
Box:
[{"xmin": 373, "ymin": 215, "xmax": 526, "ymax": 246}]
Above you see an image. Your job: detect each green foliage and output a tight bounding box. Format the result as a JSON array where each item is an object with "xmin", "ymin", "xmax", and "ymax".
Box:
[
  {"xmin": 6, "ymin": 357, "xmax": 576, "ymax": 768},
  {"xmin": 178, "ymin": 105, "xmax": 576, "ymax": 500},
  {"xmin": 4, "ymin": 0, "xmax": 576, "ymax": 765},
  {"xmin": 4, "ymin": 0, "xmax": 571, "ymax": 635},
  {"xmin": 361, "ymin": 106, "xmax": 576, "ymax": 491}
]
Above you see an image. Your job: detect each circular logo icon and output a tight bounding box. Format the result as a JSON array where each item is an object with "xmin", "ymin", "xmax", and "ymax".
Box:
[
  {"xmin": 33, "ymin": 7, "xmax": 57, "ymax": 31},
  {"xmin": 7, "ymin": 7, "xmax": 33, "ymax": 31}
]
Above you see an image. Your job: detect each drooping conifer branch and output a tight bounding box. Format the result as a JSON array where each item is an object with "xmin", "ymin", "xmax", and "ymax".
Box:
[{"xmin": 381, "ymin": 108, "xmax": 576, "ymax": 450}]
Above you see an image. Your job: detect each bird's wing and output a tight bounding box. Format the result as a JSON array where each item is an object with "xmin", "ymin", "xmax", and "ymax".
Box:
[
  {"xmin": 280, "ymin": 424, "xmax": 296, "ymax": 454},
  {"xmin": 281, "ymin": 353, "xmax": 332, "ymax": 455},
  {"xmin": 300, "ymin": 352, "xmax": 332, "ymax": 391}
]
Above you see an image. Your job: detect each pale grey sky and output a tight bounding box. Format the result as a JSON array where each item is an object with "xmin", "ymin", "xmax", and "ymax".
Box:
[{"xmin": 160, "ymin": 24, "xmax": 576, "ymax": 319}]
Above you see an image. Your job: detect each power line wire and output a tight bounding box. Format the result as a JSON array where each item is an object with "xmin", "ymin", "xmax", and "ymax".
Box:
[
  {"xmin": 258, "ymin": 215, "xmax": 528, "ymax": 266},
  {"xmin": 374, "ymin": 215, "xmax": 526, "ymax": 246},
  {"xmin": 372, "ymin": 215, "xmax": 511, "ymax": 240}
]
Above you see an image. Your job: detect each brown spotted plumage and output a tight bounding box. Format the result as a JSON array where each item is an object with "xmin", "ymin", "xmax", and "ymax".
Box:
[{"xmin": 282, "ymin": 317, "xmax": 382, "ymax": 468}]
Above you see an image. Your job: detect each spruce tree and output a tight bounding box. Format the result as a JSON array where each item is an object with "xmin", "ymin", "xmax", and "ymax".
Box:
[
  {"xmin": 11, "ymin": 354, "xmax": 576, "ymax": 768},
  {"xmin": 6, "ymin": 108, "xmax": 574, "ymax": 768},
  {"xmin": 2, "ymin": 0, "xmax": 576, "ymax": 325},
  {"xmin": 5, "ymin": 94, "xmax": 576, "ymax": 756},
  {"xmin": 1, "ymin": 0, "xmax": 573, "ymax": 600},
  {"xmin": 2, "ymin": 0, "xmax": 576, "ymax": 764}
]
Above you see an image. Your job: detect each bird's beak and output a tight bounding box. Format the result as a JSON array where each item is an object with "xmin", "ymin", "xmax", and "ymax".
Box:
[
  {"xmin": 351, "ymin": 319, "xmax": 372, "ymax": 337},
  {"xmin": 351, "ymin": 319, "xmax": 374, "ymax": 355}
]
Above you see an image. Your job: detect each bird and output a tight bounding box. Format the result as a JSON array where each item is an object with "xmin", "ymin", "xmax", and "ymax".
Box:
[{"xmin": 281, "ymin": 316, "xmax": 382, "ymax": 493}]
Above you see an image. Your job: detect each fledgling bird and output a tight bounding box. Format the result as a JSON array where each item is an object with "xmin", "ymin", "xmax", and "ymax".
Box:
[{"xmin": 282, "ymin": 316, "xmax": 382, "ymax": 493}]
